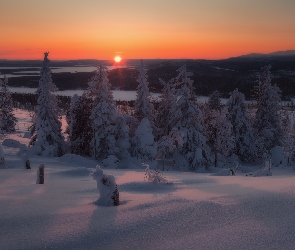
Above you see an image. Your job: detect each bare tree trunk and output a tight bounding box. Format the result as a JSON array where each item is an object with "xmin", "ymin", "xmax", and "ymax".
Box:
[{"xmin": 37, "ymin": 164, "xmax": 44, "ymax": 184}]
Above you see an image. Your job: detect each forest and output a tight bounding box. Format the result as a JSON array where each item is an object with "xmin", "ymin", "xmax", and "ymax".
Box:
[{"xmin": 1, "ymin": 53, "xmax": 294, "ymax": 172}]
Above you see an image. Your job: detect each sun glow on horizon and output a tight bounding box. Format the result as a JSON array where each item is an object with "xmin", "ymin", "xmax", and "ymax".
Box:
[{"xmin": 114, "ymin": 56, "xmax": 122, "ymax": 63}]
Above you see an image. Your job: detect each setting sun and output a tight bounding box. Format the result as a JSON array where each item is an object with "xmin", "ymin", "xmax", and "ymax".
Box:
[{"xmin": 114, "ymin": 56, "xmax": 122, "ymax": 63}]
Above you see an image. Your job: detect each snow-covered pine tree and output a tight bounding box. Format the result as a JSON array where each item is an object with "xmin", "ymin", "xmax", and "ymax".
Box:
[
  {"xmin": 31, "ymin": 52, "xmax": 65, "ymax": 156},
  {"xmin": 253, "ymin": 65, "xmax": 283, "ymax": 156},
  {"xmin": 155, "ymin": 78, "xmax": 177, "ymax": 139},
  {"xmin": 132, "ymin": 118, "xmax": 157, "ymax": 162},
  {"xmin": 90, "ymin": 65, "xmax": 118, "ymax": 159},
  {"xmin": 134, "ymin": 60, "xmax": 155, "ymax": 123},
  {"xmin": 170, "ymin": 65, "xmax": 211, "ymax": 169},
  {"xmin": 0, "ymin": 75, "xmax": 17, "ymax": 132},
  {"xmin": 67, "ymin": 95, "xmax": 93, "ymax": 156},
  {"xmin": 227, "ymin": 89, "xmax": 256, "ymax": 161}
]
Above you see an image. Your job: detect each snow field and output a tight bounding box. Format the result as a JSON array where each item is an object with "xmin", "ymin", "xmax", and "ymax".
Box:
[{"xmin": 1, "ymin": 109, "xmax": 295, "ymax": 249}]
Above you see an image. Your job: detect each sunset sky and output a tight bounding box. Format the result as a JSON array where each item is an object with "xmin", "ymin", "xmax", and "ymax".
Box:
[{"xmin": 1, "ymin": 0, "xmax": 295, "ymax": 60}]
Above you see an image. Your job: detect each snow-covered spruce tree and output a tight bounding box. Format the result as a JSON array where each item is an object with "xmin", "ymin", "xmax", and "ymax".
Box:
[
  {"xmin": 210, "ymin": 109, "xmax": 236, "ymax": 158},
  {"xmin": 31, "ymin": 52, "xmax": 65, "ymax": 156},
  {"xmin": 67, "ymin": 95, "xmax": 93, "ymax": 156},
  {"xmin": 90, "ymin": 65, "xmax": 118, "ymax": 159},
  {"xmin": 0, "ymin": 144, "xmax": 5, "ymax": 168},
  {"xmin": 157, "ymin": 127, "xmax": 184, "ymax": 170},
  {"xmin": 115, "ymin": 114, "xmax": 131, "ymax": 160},
  {"xmin": 155, "ymin": 78, "xmax": 177, "ymax": 139},
  {"xmin": 253, "ymin": 65, "xmax": 283, "ymax": 156},
  {"xmin": 280, "ymin": 110, "xmax": 295, "ymax": 164},
  {"xmin": 170, "ymin": 65, "xmax": 211, "ymax": 169},
  {"xmin": 207, "ymin": 90, "xmax": 222, "ymax": 111},
  {"xmin": 134, "ymin": 60, "xmax": 155, "ymax": 124},
  {"xmin": 227, "ymin": 89, "xmax": 256, "ymax": 161},
  {"xmin": 0, "ymin": 75, "xmax": 17, "ymax": 132},
  {"xmin": 202, "ymin": 90, "xmax": 223, "ymax": 147},
  {"xmin": 132, "ymin": 118, "xmax": 157, "ymax": 162}
]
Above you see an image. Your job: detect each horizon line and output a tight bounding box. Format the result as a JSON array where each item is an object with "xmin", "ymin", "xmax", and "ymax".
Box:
[{"xmin": 1, "ymin": 49, "xmax": 295, "ymax": 62}]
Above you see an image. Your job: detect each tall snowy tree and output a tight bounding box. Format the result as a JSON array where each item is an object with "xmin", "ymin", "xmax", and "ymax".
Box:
[
  {"xmin": 89, "ymin": 65, "xmax": 118, "ymax": 159},
  {"xmin": 280, "ymin": 110, "xmax": 295, "ymax": 164},
  {"xmin": 202, "ymin": 90, "xmax": 223, "ymax": 147},
  {"xmin": 132, "ymin": 118, "xmax": 157, "ymax": 162},
  {"xmin": 67, "ymin": 95, "xmax": 93, "ymax": 156},
  {"xmin": 207, "ymin": 90, "xmax": 222, "ymax": 111},
  {"xmin": 134, "ymin": 60, "xmax": 155, "ymax": 123},
  {"xmin": 31, "ymin": 52, "xmax": 65, "ymax": 156},
  {"xmin": 115, "ymin": 114, "xmax": 131, "ymax": 160},
  {"xmin": 157, "ymin": 127, "xmax": 184, "ymax": 170},
  {"xmin": 227, "ymin": 89, "xmax": 256, "ymax": 161},
  {"xmin": 213, "ymin": 110, "xmax": 236, "ymax": 158},
  {"xmin": 0, "ymin": 75, "xmax": 17, "ymax": 132},
  {"xmin": 170, "ymin": 65, "xmax": 211, "ymax": 169},
  {"xmin": 253, "ymin": 65, "xmax": 283, "ymax": 156},
  {"xmin": 155, "ymin": 78, "xmax": 177, "ymax": 139}
]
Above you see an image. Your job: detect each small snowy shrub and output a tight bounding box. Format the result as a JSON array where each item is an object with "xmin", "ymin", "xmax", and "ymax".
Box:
[
  {"xmin": 144, "ymin": 164, "xmax": 168, "ymax": 183},
  {"xmin": 93, "ymin": 165, "xmax": 119, "ymax": 206}
]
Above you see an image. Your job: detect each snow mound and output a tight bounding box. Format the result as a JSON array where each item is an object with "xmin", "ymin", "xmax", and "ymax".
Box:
[
  {"xmin": 59, "ymin": 154, "xmax": 96, "ymax": 168},
  {"xmin": 60, "ymin": 154, "xmax": 87, "ymax": 162},
  {"xmin": 235, "ymin": 164, "xmax": 253, "ymax": 173},
  {"xmin": 119, "ymin": 181, "xmax": 175, "ymax": 193},
  {"xmin": 102, "ymin": 155, "xmax": 120, "ymax": 169},
  {"xmin": 212, "ymin": 168, "xmax": 235, "ymax": 176},
  {"xmin": 253, "ymin": 167, "xmax": 272, "ymax": 177},
  {"xmin": 22, "ymin": 132, "xmax": 31, "ymax": 138},
  {"xmin": 18, "ymin": 144, "xmax": 28, "ymax": 156},
  {"xmin": 2, "ymin": 139, "xmax": 21, "ymax": 148},
  {"xmin": 55, "ymin": 167, "xmax": 92, "ymax": 178},
  {"xmin": 271, "ymin": 146, "xmax": 287, "ymax": 167}
]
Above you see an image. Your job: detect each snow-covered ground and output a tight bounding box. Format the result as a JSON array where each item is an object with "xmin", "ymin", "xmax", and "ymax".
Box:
[{"xmin": 1, "ymin": 110, "xmax": 295, "ymax": 250}]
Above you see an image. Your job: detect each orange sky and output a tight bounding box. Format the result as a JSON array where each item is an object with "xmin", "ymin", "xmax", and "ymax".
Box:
[{"xmin": 1, "ymin": 0, "xmax": 295, "ymax": 60}]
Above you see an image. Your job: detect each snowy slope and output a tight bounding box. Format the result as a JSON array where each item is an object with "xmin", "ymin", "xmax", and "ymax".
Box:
[{"xmin": 1, "ymin": 110, "xmax": 295, "ymax": 250}]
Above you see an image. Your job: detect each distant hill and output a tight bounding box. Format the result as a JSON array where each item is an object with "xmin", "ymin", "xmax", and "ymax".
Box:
[{"xmin": 233, "ymin": 50, "xmax": 295, "ymax": 59}]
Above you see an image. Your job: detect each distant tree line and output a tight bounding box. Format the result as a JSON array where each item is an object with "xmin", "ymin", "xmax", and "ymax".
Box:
[{"xmin": 5, "ymin": 56, "xmax": 295, "ymax": 100}]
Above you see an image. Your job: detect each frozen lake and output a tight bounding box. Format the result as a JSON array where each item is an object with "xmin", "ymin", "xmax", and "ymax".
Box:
[
  {"xmin": 8, "ymin": 87, "xmax": 295, "ymax": 104},
  {"xmin": 0, "ymin": 65, "xmax": 128, "ymax": 78},
  {"xmin": 8, "ymin": 87, "xmax": 160, "ymax": 101}
]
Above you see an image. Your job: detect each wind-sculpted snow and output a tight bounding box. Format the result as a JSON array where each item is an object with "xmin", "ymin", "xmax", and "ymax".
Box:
[
  {"xmin": 54, "ymin": 167, "xmax": 93, "ymax": 178},
  {"xmin": 1, "ymin": 109, "xmax": 295, "ymax": 249},
  {"xmin": 119, "ymin": 181, "xmax": 175, "ymax": 193},
  {"xmin": 1, "ymin": 162, "xmax": 295, "ymax": 250}
]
